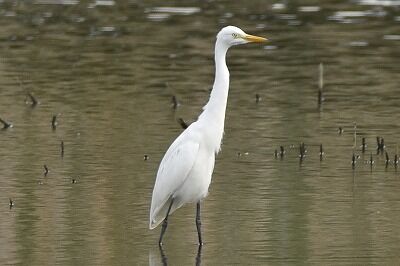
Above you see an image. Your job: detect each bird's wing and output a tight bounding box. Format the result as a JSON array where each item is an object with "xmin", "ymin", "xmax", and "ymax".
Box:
[{"xmin": 149, "ymin": 137, "xmax": 199, "ymax": 229}]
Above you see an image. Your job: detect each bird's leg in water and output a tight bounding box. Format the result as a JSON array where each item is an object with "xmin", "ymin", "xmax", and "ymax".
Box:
[
  {"xmin": 195, "ymin": 243, "xmax": 203, "ymax": 266},
  {"xmin": 196, "ymin": 202, "xmax": 203, "ymax": 245},
  {"xmin": 159, "ymin": 199, "xmax": 174, "ymax": 246}
]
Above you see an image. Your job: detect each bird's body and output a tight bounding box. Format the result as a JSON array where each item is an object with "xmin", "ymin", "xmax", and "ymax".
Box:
[
  {"xmin": 150, "ymin": 118, "xmax": 217, "ymax": 229},
  {"xmin": 149, "ymin": 26, "xmax": 267, "ymax": 244}
]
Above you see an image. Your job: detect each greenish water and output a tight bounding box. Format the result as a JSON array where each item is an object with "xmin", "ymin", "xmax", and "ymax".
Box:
[{"xmin": 0, "ymin": 0, "xmax": 399, "ymax": 265}]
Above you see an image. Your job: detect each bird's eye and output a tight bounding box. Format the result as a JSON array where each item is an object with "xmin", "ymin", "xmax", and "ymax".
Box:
[{"xmin": 232, "ymin": 33, "xmax": 238, "ymax": 38}]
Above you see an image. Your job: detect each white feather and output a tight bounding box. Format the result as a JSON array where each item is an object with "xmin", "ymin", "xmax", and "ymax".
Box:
[{"xmin": 149, "ymin": 25, "xmax": 267, "ymax": 231}]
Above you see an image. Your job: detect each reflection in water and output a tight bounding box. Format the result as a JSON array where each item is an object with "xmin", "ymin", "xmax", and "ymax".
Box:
[
  {"xmin": 195, "ymin": 245, "xmax": 202, "ymax": 266},
  {"xmin": 149, "ymin": 245, "xmax": 202, "ymax": 266},
  {"xmin": 158, "ymin": 245, "xmax": 168, "ymax": 266}
]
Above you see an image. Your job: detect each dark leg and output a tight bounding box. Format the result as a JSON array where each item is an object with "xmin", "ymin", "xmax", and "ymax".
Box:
[
  {"xmin": 195, "ymin": 244, "xmax": 203, "ymax": 266},
  {"xmin": 196, "ymin": 201, "xmax": 203, "ymax": 245},
  {"xmin": 159, "ymin": 198, "xmax": 174, "ymax": 246}
]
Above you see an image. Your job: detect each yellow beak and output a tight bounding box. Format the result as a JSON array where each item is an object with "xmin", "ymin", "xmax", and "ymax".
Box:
[{"xmin": 244, "ymin": 34, "xmax": 268, "ymax": 43}]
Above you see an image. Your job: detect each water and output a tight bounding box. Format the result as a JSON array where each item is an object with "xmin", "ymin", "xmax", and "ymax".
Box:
[{"xmin": 0, "ymin": 0, "xmax": 399, "ymax": 265}]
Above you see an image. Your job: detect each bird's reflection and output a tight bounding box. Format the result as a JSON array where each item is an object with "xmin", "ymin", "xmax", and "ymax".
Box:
[
  {"xmin": 195, "ymin": 245, "xmax": 202, "ymax": 266},
  {"xmin": 156, "ymin": 244, "xmax": 203, "ymax": 266},
  {"xmin": 158, "ymin": 245, "xmax": 168, "ymax": 266}
]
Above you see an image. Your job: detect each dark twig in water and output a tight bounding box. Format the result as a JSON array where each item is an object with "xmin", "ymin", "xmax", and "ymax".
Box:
[
  {"xmin": 338, "ymin": 127, "xmax": 343, "ymax": 134},
  {"xmin": 71, "ymin": 179, "xmax": 77, "ymax": 184},
  {"xmin": 171, "ymin": 95, "xmax": 180, "ymax": 109},
  {"xmin": 299, "ymin": 143, "xmax": 306, "ymax": 162},
  {"xmin": 0, "ymin": 117, "xmax": 13, "ymax": 129},
  {"xmin": 61, "ymin": 141, "xmax": 64, "ymax": 157},
  {"xmin": 255, "ymin": 93, "xmax": 261, "ymax": 103},
  {"xmin": 394, "ymin": 154, "xmax": 399, "ymax": 168},
  {"xmin": 237, "ymin": 151, "xmax": 247, "ymax": 157},
  {"xmin": 44, "ymin": 165, "xmax": 49, "ymax": 176},
  {"xmin": 318, "ymin": 90, "xmax": 323, "ymax": 106},
  {"xmin": 352, "ymin": 153, "xmax": 356, "ymax": 169},
  {"xmin": 52, "ymin": 115, "xmax": 58, "ymax": 130},
  {"xmin": 319, "ymin": 144, "xmax": 324, "ymax": 161},
  {"xmin": 144, "ymin": 154, "xmax": 149, "ymax": 161},
  {"xmin": 279, "ymin": 146, "xmax": 285, "ymax": 158},
  {"xmin": 177, "ymin": 118, "xmax": 189, "ymax": 129},
  {"xmin": 26, "ymin": 92, "xmax": 39, "ymax": 107},
  {"xmin": 274, "ymin": 149, "xmax": 278, "ymax": 158},
  {"xmin": 302, "ymin": 143, "xmax": 307, "ymax": 154},
  {"xmin": 385, "ymin": 151, "xmax": 390, "ymax": 168},
  {"xmin": 376, "ymin": 137, "xmax": 385, "ymax": 154},
  {"xmin": 361, "ymin": 137, "xmax": 367, "ymax": 153},
  {"xmin": 9, "ymin": 198, "xmax": 14, "ymax": 209},
  {"xmin": 368, "ymin": 153, "xmax": 374, "ymax": 170}
]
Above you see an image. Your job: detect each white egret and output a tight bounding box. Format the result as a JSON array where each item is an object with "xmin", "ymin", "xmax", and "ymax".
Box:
[{"xmin": 149, "ymin": 26, "xmax": 267, "ymax": 245}]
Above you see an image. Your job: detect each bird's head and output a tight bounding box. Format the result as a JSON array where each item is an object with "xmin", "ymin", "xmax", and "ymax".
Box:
[{"xmin": 216, "ymin": 26, "xmax": 267, "ymax": 47}]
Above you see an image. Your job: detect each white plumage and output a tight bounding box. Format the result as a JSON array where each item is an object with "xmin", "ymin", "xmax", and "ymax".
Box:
[{"xmin": 149, "ymin": 26, "xmax": 267, "ymax": 244}]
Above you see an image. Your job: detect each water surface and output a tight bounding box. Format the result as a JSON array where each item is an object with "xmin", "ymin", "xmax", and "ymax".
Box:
[{"xmin": 0, "ymin": 0, "xmax": 399, "ymax": 265}]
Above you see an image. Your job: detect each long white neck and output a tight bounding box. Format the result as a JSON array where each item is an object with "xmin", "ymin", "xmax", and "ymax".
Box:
[{"xmin": 198, "ymin": 39, "xmax": 230, "ymax": 153}]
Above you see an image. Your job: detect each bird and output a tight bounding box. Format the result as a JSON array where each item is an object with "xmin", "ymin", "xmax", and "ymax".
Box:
[{"xmin": 149, "ymin": 26, "xmax": 267, "ymax": 246}]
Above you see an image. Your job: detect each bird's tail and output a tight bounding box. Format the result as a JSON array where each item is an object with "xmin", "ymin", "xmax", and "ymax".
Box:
[{"xmin": 149, "ymin": 197, "xmax": 180, "ymax": 229}]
